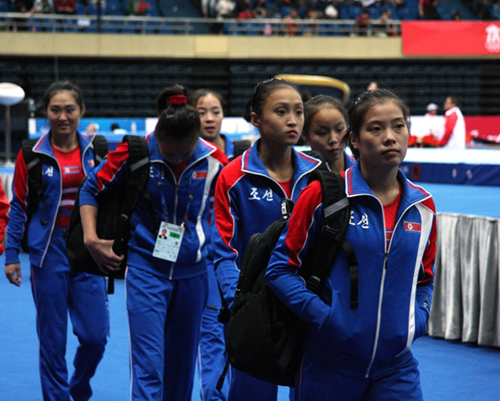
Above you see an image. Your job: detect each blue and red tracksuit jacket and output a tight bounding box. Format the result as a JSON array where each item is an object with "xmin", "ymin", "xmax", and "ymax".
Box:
[
  {"xmin": 5, "ymin": 131, "xmax": 99, "ymax": 268},
  {"xmin": 266, "ymin": 162, "xmax": 437, "ymax": 377},
  {"xmin": 80, "ymin": 133, "xmax": 228, "ymax": 280},
  {"xmin": 212, "ymin": 139, "xmax": 323, "ymax": 305}
]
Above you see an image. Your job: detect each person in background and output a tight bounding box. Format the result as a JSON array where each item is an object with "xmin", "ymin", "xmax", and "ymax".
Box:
[
  {"xmin": 11, "ymin": 0, "xmax": 32, "ymax": 31},
  {"xmin": 212, "ymin": 78, "xmax": 323, "ymax": 401},
  {"xmin": 189, "ymin": 88, "xmax": 231, "ymax": 400},
  {"xmin": 424, "ymin": 102, "xmax": 443, "ymax": 141},
  {"xmin": 201, "ymin": 0, "xmax": 218, "ymax": 17},
  {"xmin": 409, "ymin": 102, "xmax": 444, "ymax": 148},
  {"xmin": 29, "ymin": 0, "xmax": 53, "ymax": 15},
  {"xmin": 110, "ymin": 122, "xmax": 127, "ymax": 134},
  {"xmin": 354, "ymin": 9, "xmax": 372, "ymax": 36},
  {"xmin": 79, "ymin": 85, "xmax": 228, "ymax": 400},
  {"xmin": 85, "ymin": 122, "xmax": 99, "ymax": 133},
  {"xmin": 302, "ymin": 95, "xmax": 355, "ymax": 173},
  {"xmin": 0, "ymin": 178, "xmax": 9, "ymax": 254},
  {"xmin": 418, "ymin": 0, "xmax": 442, "ymax": 20},
  {"xmin": 53, "ymin": 0, "xmax": 76, "ymax": 14},
  {"xmin": 125, "ymin": 0, "xmax": 149, "ymax": 15},
  {"xmin": 493, "ymin": 0, "xmax": 500, "ymax": 20},
  {"xmin": 4, "ymin": 81, "xmax": 109, "ymax": 400},
  {"xmin": 373, "ymin": 8, "xmax": 397, "ymax": 36},
  {"xmin": 267, "ymin": 89, "xmax": 437, "ymax": 401},
  {"xmin": 439, "ymin": 95, "xmax": 466, "ymax": 149},
  {"xmin": 367, "ymin": 81, "xmax": 378, "ymax": 91},
  {"xmin": 190, "ymin": 89, "xmax": 231, "ymax": 158},
  {"xmin": 215, "ymin": 0, "xmax": 236, "ymax": 31}
]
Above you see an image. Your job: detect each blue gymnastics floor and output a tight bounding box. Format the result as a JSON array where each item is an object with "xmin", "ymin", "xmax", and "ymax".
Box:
[
  {"xmin": 416, "ymin": 182, "xmax": 500, "ymax": 218},
  {"xmin": 0, "ymin": 182, "xmax": 498, "ymax": 400},
  {"xmin": 2, "ymin": 254, "xmax": 500, "ymax": 401}
]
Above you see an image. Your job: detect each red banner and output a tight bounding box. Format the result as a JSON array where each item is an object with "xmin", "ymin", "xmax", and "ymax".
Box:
[
  {"xmin": 402, "ymin": 21, "xmax": 500, "ymax": 56},
  {"xmin": 465, "ymin": 116, "xmax": 500, "ymax": 144}
]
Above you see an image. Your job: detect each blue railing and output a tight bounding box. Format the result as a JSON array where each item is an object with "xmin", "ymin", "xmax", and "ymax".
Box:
[{"xmin": 0, "ymin": 12, "xmax": 401, "ymax": 36}]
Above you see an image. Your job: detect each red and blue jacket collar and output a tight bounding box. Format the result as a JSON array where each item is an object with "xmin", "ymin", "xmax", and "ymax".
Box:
[
  {"xmin": 239, "ymin": 138, "xmax": 322, "ymax": 180},
  {"xmin": 31, "ymin": 131, "xmax": 97, "ymax": 175},
  {"xmin": 32, "ymin": 130, "xmax": 95, "ymax": 156},
  {"xmin": 345, "ymin": 161, "xmax": 432, "ymax": 206}
]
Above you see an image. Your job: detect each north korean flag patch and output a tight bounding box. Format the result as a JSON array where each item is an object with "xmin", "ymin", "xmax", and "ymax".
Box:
[
  {"xmin": 404, "ymin": 222, "xmax": 421, "ymax": 232},
  {"xmin": 192, "ymin": 171, "xmax": 207, "ymax": 179},
  {"xmin": 63, "ymin": 165, "xmax": 81, "ymax": 175}
]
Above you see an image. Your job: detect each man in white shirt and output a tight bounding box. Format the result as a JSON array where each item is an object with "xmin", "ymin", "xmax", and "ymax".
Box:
[
  {"xmin": 423, "ymin": 102, "xmax": 444, "ymax": 139},
  {"xmin": 439, "ymin": 96, "xmax": 466, "ymax": 149}
]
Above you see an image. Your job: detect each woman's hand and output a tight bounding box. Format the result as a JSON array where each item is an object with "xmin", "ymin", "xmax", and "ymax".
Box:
[
  {"xmin": 5, "ymin": 263, "xmax": 22, "ymax": 286},
  {"xmin": 80, "ymin": 204, "xmax": 124, "ymax": 274},
  {"xmin": 85, "ymin": 238, "xmax": 125, "ymax": 275}
]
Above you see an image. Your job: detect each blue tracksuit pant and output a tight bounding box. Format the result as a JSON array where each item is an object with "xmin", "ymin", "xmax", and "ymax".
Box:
[
  {"xmin": 31, "ymin": 228, "xmax": 108, "ymax": 401},
  {"xmin": 228, "ymin": 368, "xmax": 278, "ymax": 401},
  {"xmin": 294, "ymin": 350, "xmax": 423, "ymax": 401},
  {"xmin": 126, "ymin": 266, "xmax": 208, "ymax": 401},
  {"xmin": 197, "ymin": 265, "xmax": 229, "ymax": 400}
]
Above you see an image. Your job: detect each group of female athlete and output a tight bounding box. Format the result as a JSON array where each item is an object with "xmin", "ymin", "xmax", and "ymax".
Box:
[{"xmin": 4, "ymin": 78, "xmax": 436, "ymax": 401}]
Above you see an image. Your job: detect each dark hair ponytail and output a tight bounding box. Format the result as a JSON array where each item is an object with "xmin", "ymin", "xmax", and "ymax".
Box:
[
  {"xmin": 156, "ymin": 84, "xmax": 188, "ymax": 116},
  {"xmin": 154, "ymin": 85, "xmax": 201, "ymax": 143}
]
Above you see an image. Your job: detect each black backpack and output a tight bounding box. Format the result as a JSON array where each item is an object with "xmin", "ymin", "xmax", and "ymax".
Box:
[
  {"xmin": 65, "ymin": 135, "xmax": 151, "ymax": 290},
  {"xmin": 232, "ymin": 139, "xmax": 252, "ymax": 159},
  {"xmin": 219, "ymin": 169, "xmax": 359, "ymax": 388},
  {"xmin": 21, "ymin": 135, "xmax": 108, "ymax": 253}
]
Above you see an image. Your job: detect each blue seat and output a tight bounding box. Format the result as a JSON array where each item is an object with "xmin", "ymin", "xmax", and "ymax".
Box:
[
  {"xmin": 348, "ymin": 4, "xmax": 363, "ymax": 19},
  {"xmin": 243, "ymin": 22, "xmax": 261, "ymax": 36},
  {"xmin": 86, "ymin": 2, "xmax": 98, "ymax": 15},
  {"xmin": 121, "ymin": 19, "xmax": 142, "ymax": 34},
  {"xmin": 145, "ymin": 20, "xmax": 173, "ymax": 34},
  {"xmin": 61, "ymin": 19, "xmax": 74, "ymax": 32},
  {"xmin": 102, "ymin": 19, "xmax": 120, "ymax": 33},
  {"xmin": 76, "ymin": 1, "xmax": 86, "ymax": 15},
  {"xmin": 0, "ymin": 0, "xmax": 10, "ymax": 12},
  {"xmin": 147, "ymin": 1, "xmax": 159, "ymax": 17},
  {"xmin": 367, "ymin": 4, "xmax": 382, "ymax": 19}
]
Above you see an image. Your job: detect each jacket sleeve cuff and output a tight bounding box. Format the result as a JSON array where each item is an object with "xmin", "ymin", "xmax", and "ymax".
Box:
[
  {"xmin": 303, "ymin": 296, "xmax": 331, "ymax": 329},
  {"xmin": 79, "ymin": 190, "xmax": 99, "ymax": 208},
  {"xmin": 5, "ymin": 248, "xmax": 20, "ymax": 265}
]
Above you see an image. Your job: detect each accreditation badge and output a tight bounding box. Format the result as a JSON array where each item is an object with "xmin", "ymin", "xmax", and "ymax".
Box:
[{"xmin": 153, "ymin": 221, "xmax": 185, "ymax": 262}]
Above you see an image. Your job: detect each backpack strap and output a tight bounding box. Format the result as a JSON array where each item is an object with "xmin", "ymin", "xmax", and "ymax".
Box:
[
  {"xmin": 111, "ymin": 135, "xmax": 150, "ymax": 256},
  {"xmin": 301, "ymin": 169, "xmax": 358, "ymax": 308},
  {"xmin": 276, "ymin": 170, "xmax": 358, "ymax": 374},
  {"xmin": 232, "ymin": 140, "xmax": 251, "ymax": 158},
  {"xmin": 22, "ymin": 138, "xmax": 44, "ymax": 217},
  {"xmin": 92, "ymin": 134, "xmax": 108, "ymax": 166},
  {"xmin": 21, "ymin": 138, "xmax": 48, "ymax": 251}
]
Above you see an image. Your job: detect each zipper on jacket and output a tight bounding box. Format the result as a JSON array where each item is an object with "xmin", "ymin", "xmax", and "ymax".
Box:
[
  {"xmin": 364, "ymin": 199, "xmax": 425, "ymax": 377},
  {"xmin": 365, "ymin": 251, "xmax": 389, "ymax": 378},
  {"xmin": 39, "ymin": 152, "xmax": 61, "ymax": 267},
  {"xmin": 349, "ymin": 176, "xmax": 431, "ymax": 378}
]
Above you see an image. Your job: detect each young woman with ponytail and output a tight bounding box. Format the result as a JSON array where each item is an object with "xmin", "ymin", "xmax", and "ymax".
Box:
[{"xmin": 79, "ymin": 85, "xmax": 228, "ymax": 400}]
